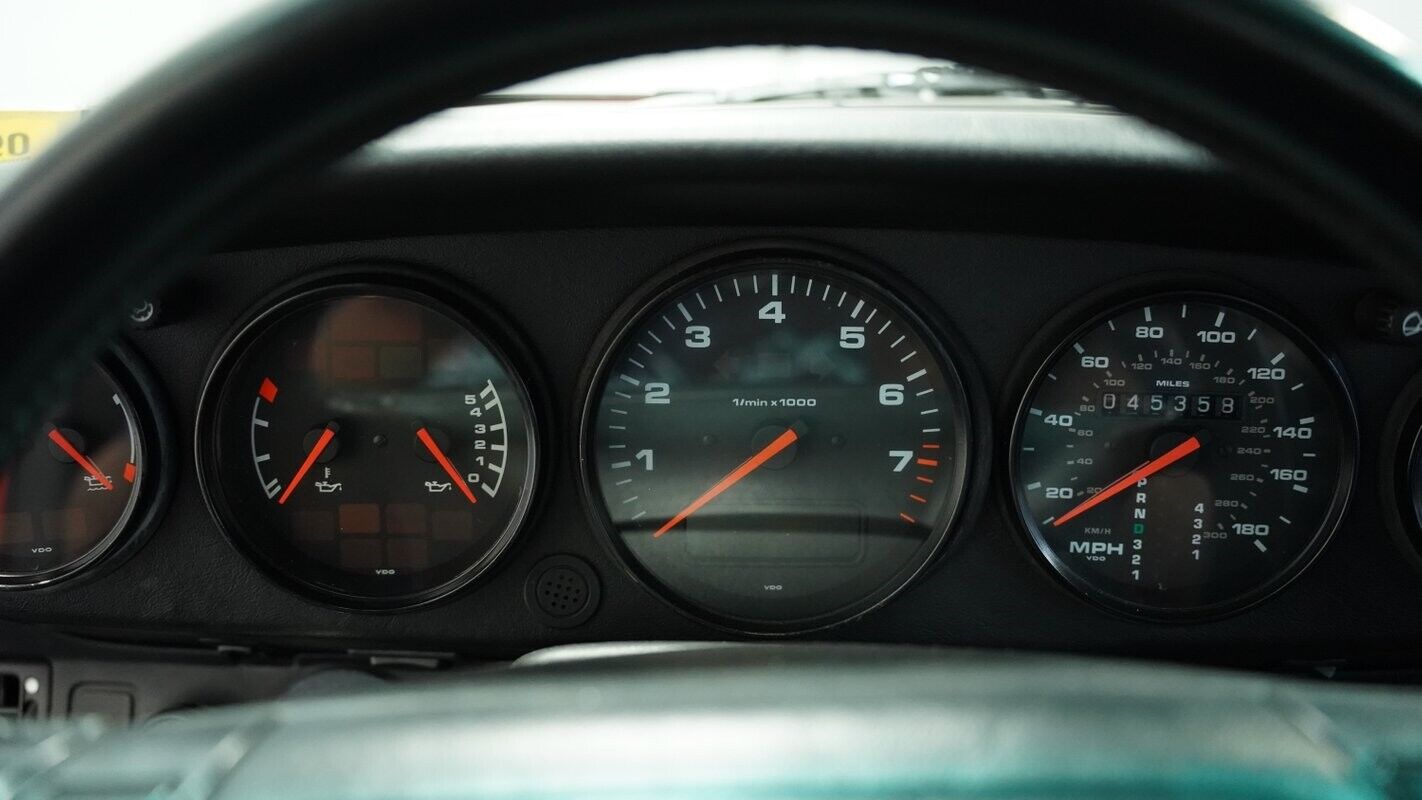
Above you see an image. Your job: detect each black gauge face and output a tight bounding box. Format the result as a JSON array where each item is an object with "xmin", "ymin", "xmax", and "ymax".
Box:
[
  {"xmin": 0, "ymin": 359, "xmax": 150, "ymax": 585},
  {"xmin": 199, "ymin": 281, "xmax": 538, "ymax": 608},
  {"xmin": 1011, "ymin": 292, "xmax": 1355, "ymax": 618},
  {"xmin": 583, "ymin": 257, "xmax": 973, "ymax": 633}
]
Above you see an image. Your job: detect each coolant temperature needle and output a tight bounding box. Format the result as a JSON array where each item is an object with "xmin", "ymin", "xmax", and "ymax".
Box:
[
  {"xmin": 46, "ymin": 426, "xmax": 112, "ymax": 491},
  {"xmin": 278, "ymin": 422, "xmax": 337, "ymax": 505},
  {"xmin": 416, "ymin": 426, "xmax": 478, "ymax": 505},
  {"xmin": 1052, "ymin": 435, "xmax": 1201, "ymax": 527},
  {"xmin": 654, "ymin": 427, "xmax": 799, "ymax": 538}
]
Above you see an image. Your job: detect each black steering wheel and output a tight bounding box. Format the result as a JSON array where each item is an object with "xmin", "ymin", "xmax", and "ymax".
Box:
[{"xmin": 2, "ymin": 0, "xmax": 1422, "ymax": 794}]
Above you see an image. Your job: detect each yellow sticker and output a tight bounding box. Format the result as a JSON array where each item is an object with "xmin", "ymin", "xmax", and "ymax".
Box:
[{"xmin": 0, "ymin": 111, "xmax": 83, "ymax": 163}]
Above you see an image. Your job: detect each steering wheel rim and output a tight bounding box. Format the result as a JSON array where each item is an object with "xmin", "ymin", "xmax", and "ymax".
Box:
[{"xmin": 0, "ymin": 0, "xmax": 1418, "ymax": 455}]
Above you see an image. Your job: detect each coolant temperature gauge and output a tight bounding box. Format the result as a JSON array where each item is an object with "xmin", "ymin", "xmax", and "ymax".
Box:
[{"xmin": 197, "ymin": 275, "xmax": 539, "ymax": 608}]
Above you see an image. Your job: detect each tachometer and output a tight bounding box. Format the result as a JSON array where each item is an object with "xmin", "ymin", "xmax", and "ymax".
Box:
[
  {"xmin": 580, "ymin": 249, "xmax": 975, "ymax": 633},
  {"xmin": 197, "ymin": 272, "xmax": 539, "ymax": 609},
  {"xmin": 1010, "ymin": 291, "xmax": 1355, "ymax": 618}
]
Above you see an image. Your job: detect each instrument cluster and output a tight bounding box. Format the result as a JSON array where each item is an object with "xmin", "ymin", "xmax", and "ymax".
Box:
[{"xmin": 1, "ymin": 239, "xmax": 1417, "ymax": 636}]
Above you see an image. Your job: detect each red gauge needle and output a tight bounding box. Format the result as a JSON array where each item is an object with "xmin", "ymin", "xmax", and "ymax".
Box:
[
  {"xmin": 416, "ymin": 426, "xmax": 478, "ymax": 505},
  {"xmin": 46, "ymin": 427, "xmax": 112, "ymax": 491},
  {"xmin": 654, "ymin": 427, "xmax": 799, "ymax": 538},
  {"xmin": 278, "ymin": 423, "xmax": 337, "ymax": 505},
  {"xmin": 1052, "ymin": 435, "xmax": 1201, "ymax": 528}
]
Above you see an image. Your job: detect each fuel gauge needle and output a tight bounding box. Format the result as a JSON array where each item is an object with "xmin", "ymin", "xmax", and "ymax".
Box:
[
  {"xmin": 654, "ymin": 427, "xmax": 799, "ymax": 538},
  {"xmin": 46, "ymin": 426, "xmax": 112, "ymax": 491},
  {"xmin": 278, "ymin": 422, "xmax": 337, "ymax": 505},
  {"xmin": 416, "ymin": 426, "xmax": 477, "ymax": 505},
  {"xmin": 1052, "ymin": 435, "xmax": 1200, "ymax": 527}
]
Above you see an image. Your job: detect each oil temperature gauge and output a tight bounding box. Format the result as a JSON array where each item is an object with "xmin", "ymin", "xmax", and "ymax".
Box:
[{"xmin": 197, "ymin": 274, "xmax": 539, "ymax": 608}]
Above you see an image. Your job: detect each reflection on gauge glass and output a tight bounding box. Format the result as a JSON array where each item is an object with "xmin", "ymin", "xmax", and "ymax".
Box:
[
  {"xmin": 1392, "ymin": 382, "xmax": 1422, "ymax": 568},
  {"xmin": 1010, "ymin": 292, "xmax": 1355, "ymax": 618},
  {"xmin": 197, "ymin": 278, "xmax": 538, "ymax": 608},
  {"xmin": 0, "ymin": 354, "xmax": 161, "ymax": 586},
  {"xmin": 582, "ymin": 255, "xmax": 973, "ymax": 633}
]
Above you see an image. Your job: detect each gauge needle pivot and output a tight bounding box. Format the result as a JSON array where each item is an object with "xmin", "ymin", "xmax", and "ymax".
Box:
[
  {"xmin": 46, "ymin": 426, "xmax": 112, "ymax": 491},
  {"xmin": 654, "ymin": 427, "xmax": 799, "ymax": 538},
  {"xmin": 278, "ymin": 423, "xmax": 337, "ymax": 505},
  {"xmin": 1052, "ymin": 435, "xmax": 1201, "ymax": 528},
  {"xmin": 416, "ymin": 426, "xmax": 478, "ymax": 505}
]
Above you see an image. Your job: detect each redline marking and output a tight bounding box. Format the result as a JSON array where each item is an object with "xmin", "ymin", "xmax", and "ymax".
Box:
[
  {"xmin": 258, "ymin": 378, "xmax": 278, "ymax": 404},
  {"xmin": 899, "ymin": 512, "xmax": 917, "ymax": 524},
  {"xmin": 123, "ymin": 462, "xmax": 137, "ymax": 483},
  {"xmin": 909, "ymin": 494, "xmax": 927, "ymax": 504},
  {"xmin": 915, "ymin": 458, "xmax": 939, "ymax": 467}
]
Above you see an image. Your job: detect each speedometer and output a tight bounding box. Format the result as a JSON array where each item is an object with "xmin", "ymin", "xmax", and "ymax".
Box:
[{"xmin": 1009, "ymin": 291, "xmax": 1355, "ymax": 619}]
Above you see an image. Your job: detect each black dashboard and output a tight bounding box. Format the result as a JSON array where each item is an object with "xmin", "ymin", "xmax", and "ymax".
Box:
[{"xmin": 4, "ymin": 104, "xmax": 1422, "ymax": 701}]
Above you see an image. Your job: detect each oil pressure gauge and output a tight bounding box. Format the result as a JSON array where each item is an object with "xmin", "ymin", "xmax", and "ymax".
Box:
[{"xmin": 197, "ymin": 272, "xmax": 539, "ymax": 609}]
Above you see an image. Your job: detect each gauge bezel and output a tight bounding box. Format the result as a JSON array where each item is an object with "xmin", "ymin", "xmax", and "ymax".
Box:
[
  {"xmin": 0, "ymin": 342, "xmax": 175, "ymax": 590},
  {"xmin": 1004, "ymin": 279, "xmax": 1359, "ymax": 622},
  {"xmin": 195, "ymin": 265, "xmax": 545, "ymax": 611},
  {"xmin": 1379, "ymin": 370, "xmax": 1422, "ymax": 578},
  {"xmin": 575, "ymin": 239, "xmax": 988, "ymax": 636}
]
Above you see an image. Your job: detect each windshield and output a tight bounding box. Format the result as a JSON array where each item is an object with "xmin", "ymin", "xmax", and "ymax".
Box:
[{"xmin": 0, "ymin": 0, "xmax": 1418, "ymax": 162}]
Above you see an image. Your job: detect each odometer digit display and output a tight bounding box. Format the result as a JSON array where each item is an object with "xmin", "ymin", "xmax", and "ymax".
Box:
[
  {"xmin": 582, "ymin": 254, "xmax": 974, "ymax": 633},
  {"xmin": 1010, "ymin": 292, "xmax": 1355, "ymax": 618}
]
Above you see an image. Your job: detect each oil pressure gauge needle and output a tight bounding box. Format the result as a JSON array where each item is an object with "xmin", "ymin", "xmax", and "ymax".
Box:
[
  {"xmin": 278, "ymin": 422, "xmax": 338, "ymax": 505},
  {"xmin": 416, "ymin": 426, "xmax": 477, "ymax": 505},
  {"xmin": 654, "ymin": 427, "xmax": 799, "ymax": 538},
  {"xmin": 46, "ymin": 425, "xmax": 112, "ymax": 491},
  {"xmin": 1052, "ymin": 435, "xmax": 1200, "ymax": 527}
]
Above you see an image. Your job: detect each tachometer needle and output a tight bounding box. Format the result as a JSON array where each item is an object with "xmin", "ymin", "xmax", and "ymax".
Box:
[
  {"xmin": 46, "ymin": 426, "xmax": 112, "ymax": 491},
  {"xmin": 1052, "ymin": 435, "xmax": 1200, "ymax": 527},
  {"xmin": 654, "ymin": 427, "xmax": 799, "ymax": 538},
  {"xmin": 278, "ymin": 423, "xmax": 337, "ymax": 505},
  {"xmin": 416, "ymin": 426, "xmax": 478, "ymax": 505}
]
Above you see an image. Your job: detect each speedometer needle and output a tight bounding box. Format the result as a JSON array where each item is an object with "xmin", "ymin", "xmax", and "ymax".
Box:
[
  {"xmin": 416, "ymin": 426, "xmax": 478, "ymax": 505},
  {"xmin": 46, "ymin": 426, "xmax": 112, "ymax": 491},
  {"xmin": 278, "ymin": 422, "xmax": 337, "ymax": 505},
  {"xmin": 654, "ymin": 427, "xmax": 799, "ymax": 538},
  {"xmin": 1052, "ymin": 435, "xmax": 1201, "ymax": 527}
]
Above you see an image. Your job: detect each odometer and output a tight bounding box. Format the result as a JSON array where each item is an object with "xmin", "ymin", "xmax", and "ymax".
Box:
[
  {"xmin": 1010, "ymin": 291, "xmax": 1355, "ymax": 618},
  {"xmin": 581, "ymin": 252, "xmax": 974, "ymax": 633}
]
